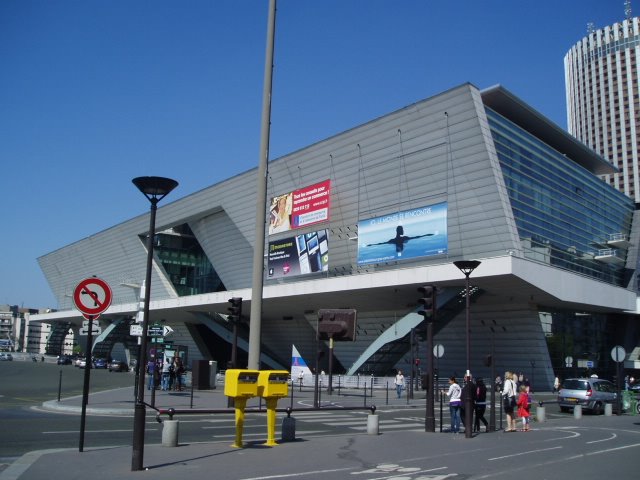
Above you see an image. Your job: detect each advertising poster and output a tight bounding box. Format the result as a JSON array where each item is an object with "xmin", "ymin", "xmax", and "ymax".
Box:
[
  {"xmin": 267, "ymin": 229, "xmax": 329, "ymax": 279},
  {"xmin": 357, "ymin": 202, "xmax": 448, "ymax": 265},
  {"xmin": 268, "ymin": 180, "xmax": 330, "ymax": 235}
]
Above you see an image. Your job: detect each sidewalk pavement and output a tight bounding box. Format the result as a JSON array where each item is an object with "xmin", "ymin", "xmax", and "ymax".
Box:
[
  {"xmin": 40, "ymin": 382, "xmax": 560, "ymax": 416},
  {"xmin": 40, "ymin": 382, "xmax": 420, "ymax": 415},
  {"xmin": 2, "ymin": 387, "xmax": 560, "ymax": 480}
]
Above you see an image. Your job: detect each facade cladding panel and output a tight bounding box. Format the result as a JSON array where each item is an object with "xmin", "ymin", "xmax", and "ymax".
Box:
[
  {"xmin": 34, "ymin": 83, "xmax": 635, "ymax": 384},
  {"xmin": 189, "ymin": 211, "xmax": 254, "ymax": 290}
]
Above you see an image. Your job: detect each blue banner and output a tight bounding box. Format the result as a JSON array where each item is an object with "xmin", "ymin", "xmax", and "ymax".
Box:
[{"xmin": 357, "ymin": 202, "xmax": 448, "ymax": 265}]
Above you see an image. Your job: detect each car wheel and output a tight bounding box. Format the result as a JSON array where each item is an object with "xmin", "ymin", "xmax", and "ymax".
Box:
[{"xmin": 593, "ymin": 402, "xmax": 602, "ymax": 415}]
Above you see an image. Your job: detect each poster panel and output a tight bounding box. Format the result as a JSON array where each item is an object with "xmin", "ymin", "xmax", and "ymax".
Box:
[
  {"xmin": 357, "ymin": 202, "xmax": 448, "ymax": 265},
  {"xmin": 267, "ymin": 229, "xmax": 329, "ymax": 279},
  {"xmin": 268, "ymin": 180, "xmax": 330, "ymax": 235}
]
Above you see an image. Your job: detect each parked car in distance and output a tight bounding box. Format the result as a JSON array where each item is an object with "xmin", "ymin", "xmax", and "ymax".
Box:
[
  {"xmin": 77, "ymin": 358, "xmax": 87, "ymax": 368},
  {"xmin": 108, "ymin": 360, "xmax": 129, "ymax": 372},
  {"xmin": 629, "ymin": 382, "xmax": 640, "ymax": 393},
  {"xmin": 558, "ymin": 378, "xmax": 618, "ymax": 414},
  {"xmin": 93, "ymin": 358, "xmax": 108, "ymax": 369},
  {"xmin": 0, "ymin": 352, "xmax": 13, "ymax": 361},
  {"xmin": 57, "ymin": 355, "xmax": 72, "ymax": 365}
]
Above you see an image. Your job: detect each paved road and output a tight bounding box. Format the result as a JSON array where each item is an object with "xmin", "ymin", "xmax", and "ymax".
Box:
[{"xmin": 5, "ymin": 415, "xmax": 640, "ymax": 480}]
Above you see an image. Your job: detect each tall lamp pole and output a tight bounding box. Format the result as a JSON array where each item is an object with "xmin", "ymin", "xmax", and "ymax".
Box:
[
  {"xmin": 454, "ymin": 260, "xmax": 481, "ymax": 439},
  {"xmin": 131, "ymin": 176, "xmax": 178, "ymax": 472}
]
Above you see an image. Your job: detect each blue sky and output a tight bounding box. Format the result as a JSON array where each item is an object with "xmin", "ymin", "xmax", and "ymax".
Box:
[{"xmin": 0, "ymin": 0, "xmax": 625, "ymax": 308}]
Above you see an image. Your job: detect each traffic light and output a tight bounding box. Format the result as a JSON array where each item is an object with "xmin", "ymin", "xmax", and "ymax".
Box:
[
  {"xmin": 417, "ymin": 285, "xmax": 436, "ymax": 318},
  {"xmin": 228, "ymin": 297, "xmax": 242, "ymax": 323}
]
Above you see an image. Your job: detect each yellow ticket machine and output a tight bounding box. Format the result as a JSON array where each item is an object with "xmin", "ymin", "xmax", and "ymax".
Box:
[
  {"xmin": 224, "ymin": 369, "xmax": 259, "ymax": 448},
  {"xmin": 258, "ymin": 370, "xmax": 289, "ymax": 446}
]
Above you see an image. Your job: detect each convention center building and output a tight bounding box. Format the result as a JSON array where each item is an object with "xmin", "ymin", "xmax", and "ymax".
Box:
[{"xmin": 32, "ymin": 83, "xmax": 640, "ymax": 390}]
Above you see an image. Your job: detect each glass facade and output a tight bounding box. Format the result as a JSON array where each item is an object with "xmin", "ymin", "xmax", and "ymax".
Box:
[
  {"xmin": 151, "ymin": 224, "xmax": 225, "ymax": 296},
  {"xmin": 486, "ymin": 107, "xmax": 635, "ymax": 286}
]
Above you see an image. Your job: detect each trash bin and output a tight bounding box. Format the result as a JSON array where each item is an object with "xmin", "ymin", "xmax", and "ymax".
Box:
[{"xmin": 191, "ymin": 360, "xmax": 211, "ymax": 390}]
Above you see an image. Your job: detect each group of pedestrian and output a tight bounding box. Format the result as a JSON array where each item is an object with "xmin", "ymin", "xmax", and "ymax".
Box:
[
  {"xmin": 442, "ymin": 375, "xmax": 490, "ymax": 434},
  {"xmin": 501, "ymin": 371, "xmax": 531, "ymax": 432},
  {"xmin": 442, "ymin": 371, "xmax": 532, "ymax": 434},
  {"xmin": 146, "ymin": 356, "xmax": 186, "ymax": 391}
]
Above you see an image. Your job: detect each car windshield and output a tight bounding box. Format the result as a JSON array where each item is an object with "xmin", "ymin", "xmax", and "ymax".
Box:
[{"xmin": 562, "ymin": 379, "xmax": 589, "ymax": 390}]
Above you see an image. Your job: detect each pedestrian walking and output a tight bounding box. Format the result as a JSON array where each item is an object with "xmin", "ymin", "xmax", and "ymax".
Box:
[
  {"xmin": 174, "ymin": 357, "xmax": 185, "ymax": 391},
  {"xmin": 460, "ymin": 375, "xmax": 476, "ymax": 432},
  {"xmin": 502, "ymin": 371, "xmax": 518, "ymax": 432},
  {"xmin": 474, "ymin": 378, "xmax": 489, "ymax": 433},
  {"xmin": 161, "ymin": 358, "xmax": 171, "ymax": 391},
  {"xmin": 444, "ymin": 376, "xmax": 462, "ymax": 433},
  {"xmin": 146, "ymin": 359, "xmax": 156, "ymax": 390},
  {"xmin": 168, "ymin": 358, "xmax": 176, "ymax": 390},
  {"xmin": 516, "ymin": 384, "xmax": 531, "ymax": 431},
  {"xmin": 394, "ymin": 370, "xmax": 405, "ymax": 399}
]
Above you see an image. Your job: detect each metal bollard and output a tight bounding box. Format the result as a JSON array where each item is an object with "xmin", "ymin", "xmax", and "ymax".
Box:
[
  {"xmin": 604, "ymin": 403, "xmax": 613, "ymax": 416},
  {"xmin": 281, "ymin": 407, "xmax": 296, "ymax": 442},
  {"xmin": 367, "ymin": 406, "xmax": 379, "ymax": 435},
  {"xmin": 536, "ymin": 403, "xmax": 546, "ymax": 423},
  {"xmin": 162, "ymin": 419, "xmax": 179, "ymax": 447},
  {"xmin": 573, "ymin": 405, "xmax": 582, "ymax": 419}
]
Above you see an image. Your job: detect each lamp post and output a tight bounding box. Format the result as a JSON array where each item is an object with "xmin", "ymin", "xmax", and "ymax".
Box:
[
  {"xmin": 481, "ymin": 319, "xmax": 505, "ymax": 432},
  {"xmin": 131, "ymin": 176, "xmax": 178, "ymax": 472},
  {"xmin": 454, "ymin": 260, "xmax": 481, "ymax": 438}
]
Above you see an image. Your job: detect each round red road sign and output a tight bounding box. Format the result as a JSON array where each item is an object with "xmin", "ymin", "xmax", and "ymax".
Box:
[{"xmin": 73, "ymin": 277, "xmax": 113, "ymax": 317}]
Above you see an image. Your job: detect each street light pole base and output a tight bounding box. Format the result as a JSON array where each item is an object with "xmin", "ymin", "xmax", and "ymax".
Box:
[{"xmin": 132, "ymin": 403, "xmax": 146, "ymax": 471}]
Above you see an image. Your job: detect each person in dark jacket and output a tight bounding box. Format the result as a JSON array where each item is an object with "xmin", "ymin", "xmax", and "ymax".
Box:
[
  {"xmin": 474, "ymin": 378, "xmax": 489, "ymax": 432},
  {"xmin": 460, "ymin": 375, "xmax": 476, "ymax": 433}
]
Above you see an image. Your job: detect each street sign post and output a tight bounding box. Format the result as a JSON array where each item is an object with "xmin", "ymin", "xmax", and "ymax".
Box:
[
  {"xmin": 72, "ymin": 276, "xmax": 112, "ymax": 453},
  {"xmin": 73, "ymin": 277, "xmax": 113, "ymax": 319},
  {"xmin": 611, "ymin": 345, "xmax": 626, "ymax": 416}
]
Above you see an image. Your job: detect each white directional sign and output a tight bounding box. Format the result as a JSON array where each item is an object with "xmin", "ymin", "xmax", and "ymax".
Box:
[
  {"xmin": 129, "ymin": 324, "xmax": 173, "ymax": 337},
  {"xmin": 79, "ymin": 326, "xmax": 102, "ymax": 336},
  {"xmin": 130, "ymin": 324, "xmax": 143, "ymax": 337}
]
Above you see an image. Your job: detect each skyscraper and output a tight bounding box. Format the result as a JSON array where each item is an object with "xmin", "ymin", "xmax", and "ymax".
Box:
[{"xmin": 565, "ymin": 2, "xmax": 640, "ymax": 202}]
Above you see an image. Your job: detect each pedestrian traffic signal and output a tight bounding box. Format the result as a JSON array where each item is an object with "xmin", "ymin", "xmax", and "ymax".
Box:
[
  {"xmin": 228, "ymin": 297, "xmax": 242, "ymax": 322},
  {"xmin": 417, "ymin": 285, "xmax": 436, "ymax": 318}
]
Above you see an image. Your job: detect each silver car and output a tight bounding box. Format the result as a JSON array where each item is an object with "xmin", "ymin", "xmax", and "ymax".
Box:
[{"xmin": 558, "ymin": 378, "xmax": 618, "ymax": 414}]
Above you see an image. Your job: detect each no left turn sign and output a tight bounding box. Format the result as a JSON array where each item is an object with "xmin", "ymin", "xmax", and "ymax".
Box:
[{"xmin": 73, "ymin": 277, "xmax": 112, "ymax": 318}]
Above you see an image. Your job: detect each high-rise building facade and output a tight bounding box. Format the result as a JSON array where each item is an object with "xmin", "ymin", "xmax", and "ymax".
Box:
[{"xmin": 564, "ymin": 10, "xmax": 640, "ymax": 202}]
